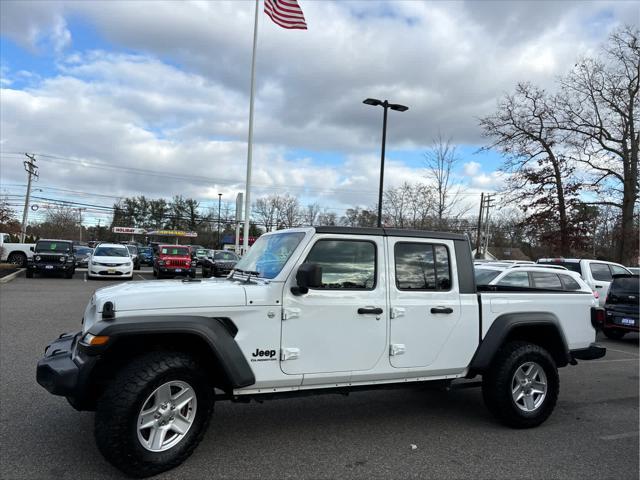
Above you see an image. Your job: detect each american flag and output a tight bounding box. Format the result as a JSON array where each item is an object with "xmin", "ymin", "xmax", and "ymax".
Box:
[{"xmin": 264, "ymin": 0, "xmax": 307, "ymax": 30}]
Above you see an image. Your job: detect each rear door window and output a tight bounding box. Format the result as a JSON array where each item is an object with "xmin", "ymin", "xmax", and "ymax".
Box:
[
  {"xmin": 590, "ymin": 263, "xmax": 613, "ymax": 282},
  {"xmin": 559, "ymin": 274, "xmax": 581, "ymax": 290},
  {"xmin": 394, "ymin": 243, "xmax": 451, "ymax": 291},
  {"xmin": 497, "ymin": 271, "xmax": 530, "ymax": 287},
  {"xmin": 531, "ymin": 272, "xmax": 563, "ymax": 289}
]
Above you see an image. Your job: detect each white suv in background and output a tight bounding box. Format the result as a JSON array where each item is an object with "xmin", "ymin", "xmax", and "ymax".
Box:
[
  {"xmin": 475, "ymin": 264, "xmax": 595, "ymax": 301},
  {"xmin": 88, "ymin": 243, "xmax": 134, "ymax": 280},
  {"xmin": 537, "ymin": 258, "xmax": 631, "ymax": 306}
]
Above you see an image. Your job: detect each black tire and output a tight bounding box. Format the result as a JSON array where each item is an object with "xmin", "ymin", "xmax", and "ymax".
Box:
[
  {"xmin": 26, "ymin": 270, "xmax": 34, "ymax": 278},
  {"xmin": 603, "ymin": 328, "xmax": 626, "ymax": 340},
  {"xmin": 213, "ymin": 267, "xmax": 219, "ymax": 278},
  {"xmin": 7, "ymin": 252, "xmax": 27, "ymax": 267},
  {"xmin": 65, "ymin": 270, "xmax": 74, "ymax": 279},
  {"xmin": 482, "ymin": 341, "xmax": 559, "ymax": 429},
  {"xmin": 94, "ymin": 352, "xmax": 214, "ymax": 478},
  {"xmin": 152, "ymin": 268, "xmax": 157, "ymax": 277},
  {"xmin": 188, "ymin": 271, "xmax": 196, "ymax": 279},
  {"xmin": 202, "ymin": 267, "xmax": 211, "ymax": 279},
  {"xmin": 135, "ymin": 262, "xmax": 141, "ymax": 271}
]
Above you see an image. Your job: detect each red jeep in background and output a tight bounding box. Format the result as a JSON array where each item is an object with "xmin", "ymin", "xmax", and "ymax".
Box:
[{"xmin": 153, "ymin": 245, "xmax": 196, "ymax": 279}]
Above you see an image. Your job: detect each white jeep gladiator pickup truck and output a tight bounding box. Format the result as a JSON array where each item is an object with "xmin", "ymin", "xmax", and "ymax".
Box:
[{"xmin": 36, "ymin": 227, "xmax": 605, "ymax": 477}]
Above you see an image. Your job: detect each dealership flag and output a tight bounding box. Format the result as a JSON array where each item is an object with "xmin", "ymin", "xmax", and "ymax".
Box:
[{"xmin": 264, "ymin": 0, "xmax": 307, "ymax": 30}]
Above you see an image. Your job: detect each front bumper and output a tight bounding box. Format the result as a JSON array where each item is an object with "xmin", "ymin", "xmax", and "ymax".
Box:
[
  {"xmin": 36, "ymin": 332, "xmax": 97, "ymax": 410},
  {"xmin": 28, "ymin": 262, "xmax": 73, "ymax": 272},
  {"xmin": 158, "ymin": 267, "xmax": 195, "ymax": 276},
  {"xmin": 570, "ymin": 343, "xmax": 606, "ymax": 361},
  {"xmin": 88, "ymin": 264, "xmax": 133, "ymax": 277}
]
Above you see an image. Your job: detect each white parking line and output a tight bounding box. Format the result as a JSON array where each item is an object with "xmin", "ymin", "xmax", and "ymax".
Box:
[
  {"xmin": 590, "ymin": 359, "xmax": 638, "ymax": 364},
  {"xmin": 605, "ymin": 347, "xmax": 640, "ymax": 357},
  {"xmin": 84, "ymin": 273, "xmax": 87, "ymax": 282},
  {"xmin": 137, "ymin": 274, "xmax": 145, "ymax": 280},
  {"xmin": 600, "ymin": 431, "xmax": 639, "ymax": 441}
]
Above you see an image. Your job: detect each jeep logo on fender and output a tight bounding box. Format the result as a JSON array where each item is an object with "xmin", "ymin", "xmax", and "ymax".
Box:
[{"xmin": 251, "ymin": 348, "xmax": 277, "ymax": 362}]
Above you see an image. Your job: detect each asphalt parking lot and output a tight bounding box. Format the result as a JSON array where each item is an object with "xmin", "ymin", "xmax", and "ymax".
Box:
[{"xmin": 1, "ymin": 270, "xmax": 638, "ymax": 479}]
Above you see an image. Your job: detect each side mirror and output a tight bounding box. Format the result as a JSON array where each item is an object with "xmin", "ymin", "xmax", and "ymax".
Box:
[
  {"xmin": 292, "ymin": 263, "xmax": 322, "ymax": 295},
  {"xmin": 30, "ymin": 247, "xmax": 34, "ymax": 252}
]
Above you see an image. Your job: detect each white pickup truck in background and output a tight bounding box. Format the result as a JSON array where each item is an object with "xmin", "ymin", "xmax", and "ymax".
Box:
[{"xmin": 0, "ymin": 233, "xmax": 34, "ymax": 267}]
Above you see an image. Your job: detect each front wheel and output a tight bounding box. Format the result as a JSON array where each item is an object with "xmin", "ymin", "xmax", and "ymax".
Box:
[
  {"xmin": 7, "ymin": 252, "xmax": 27, "ymax": 267},
  {"xmin": 95, "ymin": 352, "xmax": 214, "ymax": 478},
  {"xmin": 26, "ymin": 270, "xmax": 34, "ymax": 278},
  {"xmin": 482, "ymin": 341, "xmax": 559, "ymax": 429}
]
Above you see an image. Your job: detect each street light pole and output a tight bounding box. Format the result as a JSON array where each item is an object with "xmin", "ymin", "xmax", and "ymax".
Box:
[
  {"xmin": 363, "ymin": 98, "xmax": 408, "ymax": 228},
  {"xmin": 217, "ymin": 193, "xmax": 222, "ymax": 249}
]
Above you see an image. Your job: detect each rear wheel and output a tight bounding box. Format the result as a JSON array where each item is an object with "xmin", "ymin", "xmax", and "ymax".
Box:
[
  {"xmin": 26, "ymin": 270, "xmax": 34, "ymax": 278},
  {"xmin": 603, "ymin": 328, "xmax": 626, "ymax": 340},
  {"xmin": 482, "ymin": 341, "xmax": 559, "ymax": 428},
  {"xmin": 94, "ymin": 352, "xmax": 214, "ymax": 478},
  {"xmin": 65, "ymin": 270, "xmax": 74, "ymax": 279}
]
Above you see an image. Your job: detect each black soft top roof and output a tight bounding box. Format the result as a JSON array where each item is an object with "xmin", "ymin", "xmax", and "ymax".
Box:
[{"xmin": 313, "ymin": 226, "xmax": 467, "ymax": 242}]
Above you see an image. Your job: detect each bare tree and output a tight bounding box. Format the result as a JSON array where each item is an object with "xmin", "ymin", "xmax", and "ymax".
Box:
[
  {"xmin": 424, "ymin": 133, "xmax": 470, "ymax": 229},
  {"xmin": 317, "ymin": 210, "xmax": 337, "ymax": 226},
  {"xmin": 252, "ymin": 195, "xmax": 280, "ymax": 232},
  {"xmin": 556, "ymin": 26, "xmax": 639, "ymax": 263},
  {"xmin": 302, "ymin": 203, "xmax": 321, "ymax": 226},
  {"xmin": 277, "ymin": 195, "xmax": 302, "ymax": 228},
  {"xmin": 479, "ymin": 83, "xmax": 577, "ymax": 255}
]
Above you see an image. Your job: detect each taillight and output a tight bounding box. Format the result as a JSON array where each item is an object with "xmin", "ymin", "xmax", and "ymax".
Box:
[
  {"xmin": 591, "ymin": 307, "xmax": 605, "ymax": 329},
  {"xmin": 593, "ymin": 290, "xmax": 599, "ymax": 300}
]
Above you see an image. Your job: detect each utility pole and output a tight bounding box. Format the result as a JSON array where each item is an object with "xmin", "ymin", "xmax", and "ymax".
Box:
[
  {"xmin": 78, "ymin": 208, "xmax": 86, "ymax": 242},
  {"xmin": 474, "ymin": 192, "xmax": 484, "ymax": 258},
  {"xmin": 20, "ymin": 154, "xmax": 39, "ymax": 242},
  {"xmin": 482, "ymin": 194, "xmax": 495, "ymax": 257},
  {"xmin": 217, "ymin": 193, "xmax": 222, "ymax": 249}
]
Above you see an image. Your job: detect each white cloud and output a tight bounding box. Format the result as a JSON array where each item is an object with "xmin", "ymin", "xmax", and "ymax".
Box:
[{"xmin": 463, "ymin": 161, "xmax": 481, "ymax": 176}]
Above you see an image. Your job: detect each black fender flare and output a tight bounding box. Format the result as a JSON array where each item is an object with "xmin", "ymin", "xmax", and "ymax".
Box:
[
  {"xmin": 94, "ymin": 315, "xmax": 255, "ymax": 388},
  {"xmin": 469, "ymin": 312, "xmax": 570, "ymax": 373}
]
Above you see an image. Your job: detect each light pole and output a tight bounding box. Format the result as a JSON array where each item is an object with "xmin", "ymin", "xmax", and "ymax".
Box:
[
  {"xmin": 363, "ymin": 98, "xmax": 408, "ymax": 227},
  {"xmin": 217, "ymin": 193, "xmax": 222, "ymax": 249},
  {"xmin": 78, "ymin": 208, "xmax": 86, "ymax": 242}
]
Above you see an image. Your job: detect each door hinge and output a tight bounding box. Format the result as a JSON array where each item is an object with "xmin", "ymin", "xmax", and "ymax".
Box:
[
  {"xmin": 390, "ymin": 344, "xmax": 406, "ymax": 356},
  {"xmin": 281, "ymin": 347, "xmax": 300, "ymax": 361},
  {"xmin": 390, "ymin": 307, "xmax": 406, "ymax": 319},
  {"xmin": 282, "ymin": 307, "xmax": 301, "ymax": 321}
]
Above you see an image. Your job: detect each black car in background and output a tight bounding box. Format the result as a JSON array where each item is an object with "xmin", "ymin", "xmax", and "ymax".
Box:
[
  {"xmin": 602, "ymin": 274, "xmax": 639, "ymax": 339},
  {"xmin": 138, "ymin": 246, "xmax": 154, "ymax": 266},
  {"xmin": 201, "ymin": 250, "xmax": 239, "ymax": 278},
  {"xmin": 125, "ymin": 244, "xmax": 141, "ymax": 270},
  {"xmin": 26, "ymin": 239, "xmax": 76, "ymax": 279},
  {"xmin": 73, "ymin": 246, "xmax": 93, "ymax": 268}
]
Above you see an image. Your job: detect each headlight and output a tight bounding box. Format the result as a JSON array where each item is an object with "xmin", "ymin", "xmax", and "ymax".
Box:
[
  {"xmin": 35, "ymin": 255, "xmax": 41, "ymax": 261},
  {"xmin": 82, "ymin": 333, "xmax": 110, "ymax": 346},
  {"xmin": 60, "ymin": 256, "xmax": 66, "ymax": 262},
  {"xmin": 158, "ymin": 260, "xmax": 165, "ymax": 265}
]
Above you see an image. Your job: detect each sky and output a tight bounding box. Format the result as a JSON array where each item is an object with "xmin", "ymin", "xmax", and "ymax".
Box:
[{"xmin": 0, "ymin": 0, "xmax": 637, "ymax": 227}]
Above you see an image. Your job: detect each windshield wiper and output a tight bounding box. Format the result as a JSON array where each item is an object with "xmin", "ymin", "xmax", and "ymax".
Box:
[{"xmin": 233, "ymin": 268, "xmax": 261, "ymax": 282}]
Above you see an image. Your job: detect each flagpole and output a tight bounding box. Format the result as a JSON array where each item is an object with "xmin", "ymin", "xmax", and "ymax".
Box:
[{"xmin": 243, "ymin": 0, "xmax": 259, "ymax": 255}]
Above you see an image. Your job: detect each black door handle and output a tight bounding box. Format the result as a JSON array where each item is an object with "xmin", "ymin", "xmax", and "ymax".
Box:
[
  {"xmin": 595, "ymin": 285, "xmax": 603, "ymax": 288},
  {"xmin": 358, "ymin": 307, "xmax": 383, "ymax": 315},
  {"xmin": 430, "ymin": 307, "xmax": 453, "ymax": 314}
]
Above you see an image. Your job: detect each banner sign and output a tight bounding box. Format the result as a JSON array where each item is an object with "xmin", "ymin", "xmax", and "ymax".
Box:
[
  {"xmin": 146, "ymin": 230, "xmax": 198, "ymax": 238},
  {"xmin": 112, "ymin": 227, "xmax": 146, "ymax": 235}
]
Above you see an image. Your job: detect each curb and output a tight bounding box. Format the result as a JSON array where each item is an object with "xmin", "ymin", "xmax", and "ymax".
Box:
[{"xmin": 0, "ymin": 268, "xmax": 24, "ymax": 284}]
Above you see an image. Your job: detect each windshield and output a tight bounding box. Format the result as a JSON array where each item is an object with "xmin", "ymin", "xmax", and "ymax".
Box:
[
  {"xmin": 196, "ymin": 249, "xmax": 208, "ymax": 257},
  {"xmin": 474, "ymin": 269, "xmax": 501, "ymax": 285},
  {"xmin": 215, "ymin": 251, "xmax": 238, "ymax": 261},
  {"xmin": 161, "ymin": 247, "xmax": 190, "ymax": 256},
  {"xmin": 234, "ymin": 232, "xmax": 305, "ymax": 279},
  {"xmin": 94, "ymin": 246, "xmax": 129, "ymax": 257},
  {"xmin": 126, "ymin": 245, "xmax": 138, "ymax": 254},
  {"xmin": 611, "ymin": 276, "xmax": 639, "ymax": 293},
  {"xmin": 139, "ymin": 247, "xmax": 152, "ymax": 254},
  {"xmin": 35, "ymin": 241, "xmax": 71, "ymax": 253},
  {"xmin": 74, "ymin": 247, "xmax": 92, "ymax": 255}
]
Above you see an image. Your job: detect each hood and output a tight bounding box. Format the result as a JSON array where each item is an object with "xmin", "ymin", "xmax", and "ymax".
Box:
[
  {"xmin": 159, "ymin": 255, "xmax": 191, "ymax": 261},
  {"xmin": 92, "ymin": 278, "xmax": 247, "ymax": 315}
]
